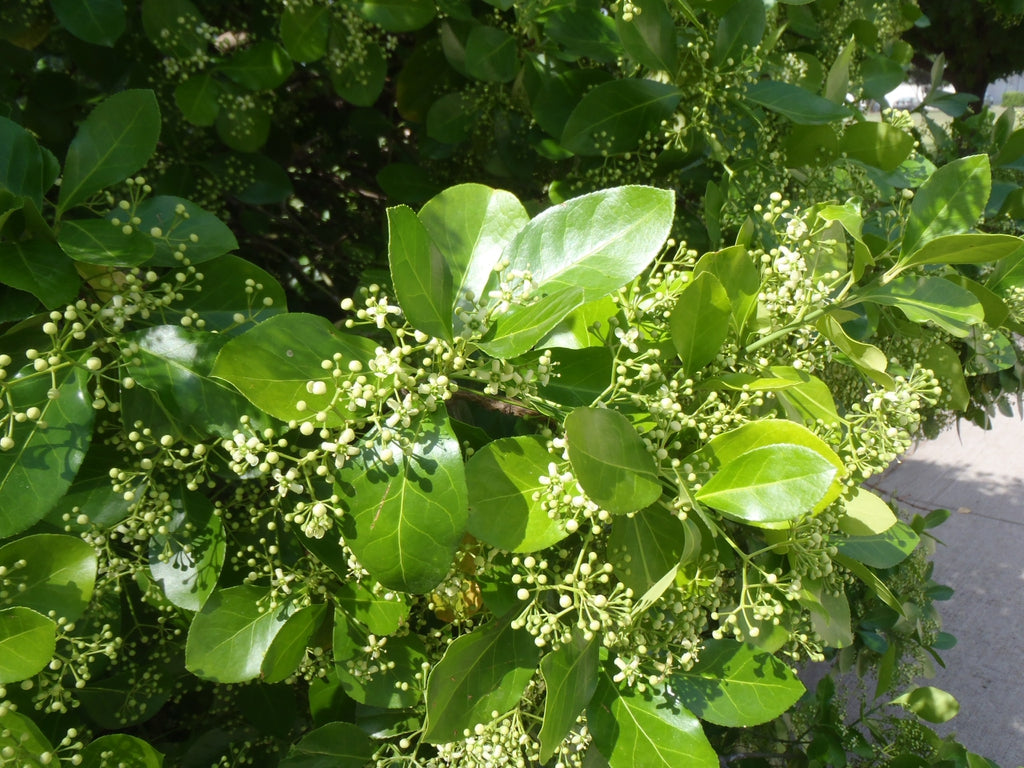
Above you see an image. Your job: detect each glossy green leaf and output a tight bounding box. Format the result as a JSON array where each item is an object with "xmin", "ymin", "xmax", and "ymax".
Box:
[
  {"xmin": 215, "ymin": 95, "xmax": 272, "ymax": 152},
  {"xmin": 588, "ymin": 672, "xmax": 717, "ymax": 768},
  {"xmin": 467, "ymin": 435, "xmax": 568, "ymax": 552},
  {"xmin": 838, "ymin": 487, "xmax": 897, "ymax": 536},
  {"xmin": 696, "ymin": 444, "xmax": 837, "ymax": 527},
  {"xmin": 745, "ymin": 80, "xmax": 851, "ymax": 125},
  {"xmin": 836, "ymin": 520, "xmax": 920, "ymax": 568},
  {"xmin": 891, "ymin": 686, "xmax": 959, "ymax": 724},
  {"xmin": 0, "ymin": 117, "xmax": 59, "ymax": 210},
  {"xmin": 0, "ymin": 367, "xmax": 94, "ymax": 539},
  {"xmin": 44, "ymin": 440, "xmax": 142, "ymax": 532},
  {"xmin": 279, "ymin": 721, "xmax": 375, "ymax": 768},
  {"xmin": 51, "ymin": 0, "xmax": 125, "ymax": 46},
  {"xmin": 416, "ymin": 183, "xmax": 529, "ymax": 335},
  {"xmin": 423, "ymin": 617, "xmax": 540, "ymax": 743},
  {"xmin": 332, "ymin": 609, "xmax": 426, "ymax": 708},
  {"xmin": 672, "ymin": 639, "xmax": 804, "ymax": 727},
  {"xmin": 334, "ymin": 581, "xmax": 409, "ymax": 636},
  {"xmin": 561, "ymin": 80, "xmax": 681, "ymax": 157},
  {"xmin": 0, "ymin": 533, "xmax": 97, "ymax": 620},
  {"xmin": 537, "ymin": 346, "xmax": 613, "ymax": 405},
  {"xmin": 280, "ymin": 2, "xmax": 331, "ymax": 63},
  {"xmin": 149, "ymin": 486, "xmax": 225, "ymax": 611},
  {"xmin": 616, "ymin": 0, "xmax": 677, "ymax": 72},
  {"xmin": 897, "ymin": 233, "xmax": 1023, "ymax": 270},
  {"xmin": 607, "ymin": 507, "xmax": 689, "ymax": 594},
  {"xmin": 840, "ymin": 122, "xmax": 914, "ymax": 172},
  {"xmin": 0, "ymin": 606, "xmax": 56, "ymax": 683},
  {"xmin": 538, "ymin": 631, "xmax": 599, "ymax": 761},
  {"xmin": 478, "ymin": 186, "xmax": 674, "ymax": 357},
  {"xmin": 130, "ymin": 196, "xmax": 237, "ymax": 266},
  {"xmin": 0, "ymin": 710, "xmax": 53, "ymax": 766},
  {"xmin": 817, "ymin": 313, "xmax": 894, "ymax": 388},
  {"xmin": 219, "ymin": 42, "xmax": 294, "ymax": 90},
  {"xmin": 174, "ymin": 74, "xmax": 222, "ymax": 127},
  {"xmin": 185, "ymin": 585, "xmax": 295, "ymax": 683},
  {"xmin": 387, "ymin": 204, "xmax": 454, "ymax": 341},
  {"xmin": 212, "ymin": 313, "xmax": 377, "ymax": 426},
  {"xmin": 58, "ymin": 217, "xmax": 154, "ymax": 267},
  {"xmin": 80, "ymin": 734, "xmax": 163, "ymax": 768},
  {"xmin": 565, "ymin": 407, "xmax": 661, "ymax": 514},
  {"xmin": 785, "ymin": 124, "xmax": 839, "ymax": 167},
  {"xmin": 58, "ymin": 90, "xmax": 161, "ymax": 214},
  {"xmin": 693, "ymin": 244, "xmax": 760, "ymax": 337},
  {"xmin": 0, "ymin": 239, "xmax": 80, "ymax": 307},
  {"xmin": 801, "ymin": 579, "xmax": 852, "ymax": 648},
  {"xmin": 835, "ymin": 554, "xmax": 904, "ymax": 615},
  {"xmin": 713, "ymin": 0, "xmax": 765, "ymax": 66},
  {"xmin": 356, "ymin": 0, "xmax": 436, "ymax": 31},
  {"xmin": 858, "ymin": 276, "xmax": 984, "ymax": 337},
  {"xmin": 670, "ymin": 271, "xmax": 731, "ymax": 375},
  {"xmin": 770, "ymin": 366, "xmax": 842, "ymax": 428},
  {"xmin": 261, "ymin": 604, "xmax": 327, "ymax": 683},
  {"xmin": 465, "ymin": 26, "xmax": 518, "ymax": 83},
  {"xmin": 338, "ymin": 410, "xmax": 468, "ymax": 594},
  {"xmin": 901, "ymin": 155, "xmax": 991, "ymax": 258},
  {"xmin": 124, "ymin": 325, "xmax": 270, "ymax": 440}
]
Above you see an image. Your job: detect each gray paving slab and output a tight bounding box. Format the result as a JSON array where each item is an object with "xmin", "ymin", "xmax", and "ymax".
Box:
[{"xmin": 869, "ymin": 414, "xmax": 1024, "ymax": 768}]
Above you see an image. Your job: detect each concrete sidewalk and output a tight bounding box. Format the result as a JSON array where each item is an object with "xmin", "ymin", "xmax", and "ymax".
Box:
[{"xmin": 870, "ymin": 413, "xmax": 1024, "ymax": 768}]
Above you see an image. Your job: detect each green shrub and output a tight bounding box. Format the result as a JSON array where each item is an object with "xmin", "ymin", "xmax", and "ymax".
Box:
[{"xmin": 1002, "ymin": 90, "xmax": 1024, "ymax": 107}]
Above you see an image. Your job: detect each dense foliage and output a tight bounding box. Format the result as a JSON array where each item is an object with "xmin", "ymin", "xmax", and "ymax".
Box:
[{"xmin": 2, "ymin": 1, "xmax": 1024, "ymax": 767}]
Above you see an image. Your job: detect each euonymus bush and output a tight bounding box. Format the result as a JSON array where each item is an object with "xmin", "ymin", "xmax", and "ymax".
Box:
[{"xmin": 2, "ymin": 1, "xmax": 1024, "ymax": 767}]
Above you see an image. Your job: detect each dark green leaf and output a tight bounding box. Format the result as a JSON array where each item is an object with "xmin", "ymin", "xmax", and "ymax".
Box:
[
  {"xmin": 0, "ymin": 117, "xmax": 58, "ymax": 210},
  {"xmin": 467, "ymin": 435, "xmax": 568, "ymax": 552},
  {"xmin": 376, "ymin": 163, "xmax": 444, "ymax": 206},
  {"xmin": 334, "ymin": 581, "xmax": 409, "ymax": 636},
  {"xmin": 816, "ymin": 313, "xmax": 894, "ymax": 388},
  {"xmin": 824, "ymin": 39, "xmax": 854, "ymax": 104},
  {"xmin": 387, "ymin": 204, "xmax": 454, "ymax": 341},
  {"xmin": 426, "ymin": 92, "xmax": 476, "ymax": 144},
  {"xmin": 0, "ymin": 606, "xmax": 56, "ymax": 683},
  {"xmin": 416, "ymin": 183, "xmax": 529, "ymax": 336},
  {"xmin": 215, "ymin": 95, "xmax": 272, "ymax": 152},
  {"xmin": 141, "ymin": 0, "xmax": 206, "ymax": 58},
  {"xmin": 45, "ymin": 439, "xmax": 142, "ymax": 531},
  {"xmin": 51, "ymin": 0, "xmax": 126, "ymax": 46},
  {"xmin": 212, "ymin": 313, "xmax": 377, "ymax": 426},
  {"xmin": 607, "ymin": 507, "xmax": 689, "ymax": 594},
  {"xmin": 537, "ymin": 347, "xmax": 613, "ymax": 405},
  {"xmin": 58, "ymin": 218, "xmax": 154, "ymax": 267},
  {"xmin": 714, "ymin": 0, "xmax": 765, "ymax": 66},
  {"xmin": 0, "ymin": 710, "xmax": 53, "ymax": 766},
  {"xmin": 327, "ymin": 28, "xmax": 387, "ymax": 107},
  {"xmin": 670, "ymin": 271, "xmax": 731, "ymax": 375},
  {"xmin": 588, "ymin": 672, "xmax": 717, "ymax": 768},
  {"xmin": 149, "ymin": 486, "xmax": 225, "ymax": 611},
  {"xmin": 279, "ymin": 721, "xmax": 375, "ymax": 768},
  {"xmin": 219, "ymin": 42, "xmax": 294, "ymax": 90},
  {"xmin": 840, "ymin": 122, "xmax": 914, "ymax": 172},
  {"xmin": 356, "ymin": 0, "xmax": 436, "ymax": 31},
  {"xmin": 333, "ymin": 609, "xmax": 426, "ymax": 708},
  {"xmin": 465, "ymin": 26, "xmax": 518, "ymax": 83},
  {"xmin": 696, "ymin": 444, "xmax": 837, "ymax": 528},
  {"xmin": 131, "ymin": 196, "xmax": 237, "ymax": 266},
  {"xmin": 672, "ymin": 639, "xmax": 804, "ymax": 726},
  {"xmin": 0, "ymin": 367, "xmax": 94, "ymax": 538},
  {"xmin": 0, "ymin": 533, "xmax": 97, "ymax": 620},
  {"xmin": 565, "ymin": 407, "xmax": 661, "ymax": 514},
  {"xmin": 174, "ymin": 74, "xmax": 222, "ymax": 127},
  {"xmin": 423, "ymin": 617, "xmax": 541, "ymax": 743},
  {"xmin": 745, "ymin": 80, "xmax": 851, "ymax": 125},
  {"xmin": 920, "ymin": 342, "xmax": 969, "ymax": 411},
  {"xmin": 785, "ymin": 124, "xmax": 838, "ymax": 167},
  {"xmin": 616, "ymin": 0, "xmax": 677, "ymax": 72},
  {"xmin": 836, "ymin": 521, "xmax": 920, "ymax": 568},
  {"xmin": 524, "ymin": 61, "xmax": 612, "ymax": 138},
  {"xmin": 261, "ymin": 604, "xmax": 327, "ymax": 683},
  {"xmin": 862, "ymin": 53, "xmax": 905, "ymax": 102},
  {"xmin": 561, "ymin": 80, "xmax": 681, "ymax": 157},
  {"xmin": 545, "ymin": 6, "xmax": 621, "ymax": 62},
  {"xmin": 338, "ymin": 410, "xmax": 468, "ymax": 594},
  {"xmin": 538, "ymin": 631, "xmax": 599, "ymax": 761},
  {"xmin": 801, "ymin": 579, "xmax": 852, "ymax": 648},
  {"xmin": 0, "ymin": 238, "xmax": 80, "ymax": 307},
  {"xmin": 124, "ymin": 325, "xmax": 270, "ymax": 440},
  {"xmin": 693, "ymin": 244, "xmax": 760, "ymax": 337},
  {"xmin": 80, "ymin": 735, "xmax": 163, "ymax": 768},
  {"xmin": 901, "ymin": 155, "xmax": 991, "ymax": 258},
  {"xmin": 185, "ymin": 585, "xmax": 295, "ymax": 683},
  {"xmin": 58, "ymin": 90, "xmax": 161, "ymax": 214},
  {"xmin": 479, "ymin": 186, "xmax": 674, "ymax": 357},
  {"xmin": 280, "ymin": 2, "xmax": 331, "ymax": 63},
  {"xmin": 858, "ymin": 276, "xmax": 984, "ymax": 337}
]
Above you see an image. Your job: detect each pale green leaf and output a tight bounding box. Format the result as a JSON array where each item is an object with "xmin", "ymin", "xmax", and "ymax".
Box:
[
  {"xmin": 838, "ymin": 487, "xmax": 897, "ymax": 536},
  {"xmin": 148, "ymin": 486, "xmax": 225, "ymax": 611},
  {"xmin": 0, "ymin": 607, "xmax": 56, "ymax": 683},
  {"xmin": 539, "ymin": 631, "xmax": 599, "ymax": 761},
  {"xmin": 901, "ymin": 155, "xmax": 991, "ymax": 257},
  {"xmin": 890, "ymin": 686, "xmax": 960, "ymax": 724},
  {"xmin": 0, "ymin": 533, "xmax": 97, "ymax": 621},
  {"xmin": 858, "ymin": 276, "xmax": 984, "ymax": 337},
  {"xmin": 387, "ymin": 204, "xmax": 454, "ymax": 341},
  {"xmin": 669, "ymin": 271, "xmax": 731, "ymax": 375}
]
